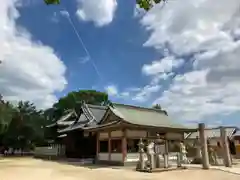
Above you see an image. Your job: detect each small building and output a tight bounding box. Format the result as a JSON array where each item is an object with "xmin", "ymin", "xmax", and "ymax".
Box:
[
  {"xmin": 232, "ymin": 130, "xmax": 240, "ymax": 157},
  {"xmin": 81, "ymin": 103, "xmax": 195, "ymax": 165},
  {"xmin": 45, "ymin": 110, "xmax": 77, "ymax": 142},
  {"xmin": 185, "ymin": 127, "xmax": 238, "ymax": 157},
  {"xmin": 57, "ymin": 103, "xmax": 107, "ymax": 158},
  {"xmin": 185, "ymin": 126, "xmax": 238, "ymax": 145}
]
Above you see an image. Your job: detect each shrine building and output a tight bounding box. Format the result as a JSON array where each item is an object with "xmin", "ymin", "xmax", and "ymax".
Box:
[{"xmin": 44, "ymin": 103, "xmax": 196, "ymax": 165}]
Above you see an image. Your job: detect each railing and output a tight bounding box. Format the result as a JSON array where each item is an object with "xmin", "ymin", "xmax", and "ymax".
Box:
[{"xmin": 34, "ymin": 144, "xmax": 65, "ymax": 157}]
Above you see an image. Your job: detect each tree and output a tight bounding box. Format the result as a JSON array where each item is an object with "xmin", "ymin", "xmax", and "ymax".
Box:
[
  {"xmin": 152, "ymin": 104, "xmax": 168, "ymax": 116},
  {"xmin": 153, "ymin": 104, "xmax": 162, "ymax": 109},
  {"xmin": 53, "ymin": 90, "xmax": 109, "ymax": 117},
  {"xmin": 137, "ymin": 0, "xmax": 166, "ymax": 11},
  {"xmin": 0, "ymin": 97, "xmax": 15, "ymax": 135},
  {"xmin": 43, "ymin": 0, "xmax": 166, "ymax": 11},
  {"xmin": 1, "ymin": 99, "xmax": 48, "ymax": 150},
  {"xmin": 0, "ymin": 90, "xmax": 110, "ymax": 150},
  {"xmin": 44, "ymin": 0, "xmax": 60, "ymax": 5}
]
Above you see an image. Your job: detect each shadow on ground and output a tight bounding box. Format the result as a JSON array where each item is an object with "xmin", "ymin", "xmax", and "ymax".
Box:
[{"xmin": 40, "ymin": 158, "xmax": 133, "ymax": 170}]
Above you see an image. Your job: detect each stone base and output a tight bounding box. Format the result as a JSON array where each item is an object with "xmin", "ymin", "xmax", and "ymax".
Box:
[{"xmin": 191, "ymin": 157, "xmax": 202, "ymax": 164}]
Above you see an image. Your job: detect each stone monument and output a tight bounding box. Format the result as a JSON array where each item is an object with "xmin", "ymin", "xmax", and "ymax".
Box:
[
  {"xmin": 179, "ymin": 141, "xmax": 189, "ymax": 164},
  {"xmin": 147, "ymin": 140, "xmax": 155, "ymax": 170},
  {"xmin": 155, "ymin": 134, "xmax": 164, "ymax": 168},
  {"xmin": 136, "ymin": 138, "xmax": 146, "ymax": 171},
  {"xmin": 207, "ymin": 139, "xmax": 218, "ymax": 165},
  {"xmin": 192, "ymin": 136, "xmax": 202, "ymax": 164}
]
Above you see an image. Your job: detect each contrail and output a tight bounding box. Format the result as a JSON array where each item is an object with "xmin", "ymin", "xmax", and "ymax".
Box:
[{"xmin": 60, "ymin": 9, "xmax": 103, "ymax": 81}]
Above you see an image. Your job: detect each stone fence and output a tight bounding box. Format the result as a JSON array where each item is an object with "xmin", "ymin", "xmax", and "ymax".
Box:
[{"xmin": 34, "ymin": 144, "xmax": 65, "ymax": 159}]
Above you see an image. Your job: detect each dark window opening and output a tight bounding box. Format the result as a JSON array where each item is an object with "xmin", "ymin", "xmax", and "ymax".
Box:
[
  {"xmin": 111, "ymin": 139, "xmax": 122, "ymax": 153},
  {"xmin": 100, "ymin": 141, "xmax": 108, "ymax": 152}
]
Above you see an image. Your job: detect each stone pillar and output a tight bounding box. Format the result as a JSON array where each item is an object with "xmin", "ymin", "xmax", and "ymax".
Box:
[
  {"xmin": 96, "ymin": 132, "xmax": 99, "ymax": 162},
  {"xmin": 146, "ymin": 141, "xmax": 155, "ymax": 170},
  {"xmin": 108, "ymin": 131, "xmax": 111, "ymax": 161},
  {"xmin": 122, "ymin": 129, "xmax": 127, "ymax": 163},
  {"xmin": 148, "ymin": 153, "xmax": 155, "ymax": 169},
  {"xmin": 177, "ymin": 152, "xmax": 182, "ymax": 167},
  {"xmin": 137, "ymin": 138, "xmax": 145, "ymax": 171},
  {"xmin": 220, "ymin": 127, "xmax": 232, "ymax": 167},
  {"xmin": 163, "ymin": 154, "xmax": 168, "ymax": 168},
  {"xmin": 155, "ymin": 134, "xmax": 163, "ymax": 168},
  {"xmin": 164, "ymin": 140, "xmax": 169, "ymax": 168},
  {"xmin": 155, "ymin": 153, "xmax": 162, "ymax": 168},
  {"xmin": 199, "ymin": 123, "xmax": 210, "ymax": 169}
]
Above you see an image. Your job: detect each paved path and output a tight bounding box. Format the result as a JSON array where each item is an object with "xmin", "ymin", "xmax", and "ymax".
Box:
[
  {"xmin": 217, "ymin": 167, "xmax": 240, "ymax": 175},
  {"xmin": 0, "ymin": 158, "xmax": 240, "ymax": 180},
  {"xmin": 184, "ymin": 164, "xmax": 240, "ymax": 175}
]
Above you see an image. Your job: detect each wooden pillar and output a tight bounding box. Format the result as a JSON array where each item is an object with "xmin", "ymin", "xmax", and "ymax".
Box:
[
  {"xmin": 108, "ymin": 131, "xmax": 111, "ymax": 161},
  {"xmin": 122, "ymin": 129, "xmax": 127, "ymax": 163},
  {"xmin": 220, "ymin": 127, "xmax": 232, "ymax": 167},
  {"xmin": 199, "ymin": 123, "xmax": 210, "ymax": 169},
  {"xmin": 96, "ymin": 132, "xmax": 100, "ymax": 161},
  {"xmin": 164, "ymin": 139, "xmax": 169, "ymax": 168}
]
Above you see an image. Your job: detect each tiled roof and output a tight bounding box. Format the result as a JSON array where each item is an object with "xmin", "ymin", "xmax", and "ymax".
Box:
[
  {"xmin": 58, "ymin": 134, "xmax": 67, "ymax": 138},
  {"xmin": 57, "ymin": 121, "xmax": 75, "ymax": 126},
  {"xmin": 58, "ymin": 122, "xmax": 85, "ymax": 133},
  {"xmin": 109, "ymin": 103, "xmax": 194, "ymax": 131},
  {"xmin": 57, "ymin": 111, "xmax": 75, "ymax": 123},
  {"xmin": 82, "ymin": 121, "xmax": 119, "ymax": 131},
  {"xmin": 58, "ymin": 104, "xmax": 107, "ymax": 133},
  {"xmin": 85, "ymin": 104, "xmax": 107, "ymax": 125},
  {"xmin": 46, "ymin": 111, "xmax": 76, "ymax": 128},
  {"xmin": 186, "ymin": 127, "xmax": 238, "ymax": 139},
  {"xmin": 232, "ymin": 129, "xmax": 240, "ymax": 137}
]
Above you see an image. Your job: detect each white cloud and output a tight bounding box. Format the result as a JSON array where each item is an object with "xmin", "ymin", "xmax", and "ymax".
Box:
[
  {"xmin": 76, "ymin": 0, "xmax": 117, "ymax": 27},
  {"xmin": 140, "ymin": 56, "xmax": 182, "ymax": 91},
  {"xmin": 150, "ymin": 72, "xmax": 174, "ymax": 85},
  {"xmin": 141, "ymin": 0, "xmax": 240, "ymax": 122},
  {"xmin": 60, "ymin": 10, "xmax": 70, "ymax": 18},
  {"xmin": 104, "ymin": 83, "xmax": 160, "ymax": 103},
  {"xmin": 142, "ymin": 56, "xmax": 184, "ymax": 76},
  {"xmin": 132, "ymin": 84, "xmax": 161, "ymax": 102},
  {"xmin": 105, "ymin": 85, "xmax": 118, "ymax": 96},
  {"xmin": 120, "ymin": 91, "xmax": 130, "ymax": 97},
  {"xmin": 0, "ymin": 0, "xmax": 67, "ymax": 109},
  {"xmin": 78, "ymin": 56, "xmax": 90, "ymax": 64},
  {"xmin": 142, "ymin": 56, "xmax": 183, "ymax": 84},
  {"xmin": 51, "ymin": 12, "xmax": 60, "ymax": 23},
  {"xmin": 141, "ymin": 0, "xmax": 240, "ymax": 56},
  {"xmin": 133, "ymin": 4, "xmax": 146, "ymax": 18},
  {"xmin": 119, "ymin": 84, "xmax": 161, "ymax": 103}
]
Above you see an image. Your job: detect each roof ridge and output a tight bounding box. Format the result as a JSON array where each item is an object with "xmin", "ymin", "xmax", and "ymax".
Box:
[
  {"xmin": 205, "ymin": 126, "xmax": 238, "ymax": 130},
  {"xmin": 86, "ymin": 104, "xmax": 107, "ymax": 109},
  {"xmin": 82, "ymin": 103, "xmax": 95, "ymax": 122},
  {"xmin": 112, "ymin": 103, "xmax": 166, "ymax": 114}
]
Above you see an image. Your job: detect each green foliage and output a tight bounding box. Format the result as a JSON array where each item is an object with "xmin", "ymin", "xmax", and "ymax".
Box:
[
  {"xmin": 137, "ymin": 0, "xmax": 152, "ymax": 11},
  {"xmin": 0, "ymin": 90, "xmax": 110, "ymax": 150},
  {"xmin": 153, "ymin": 104, "xmax": 162, "ymax": 109},
  {"xmin": 152, "ymin": 104, "xmax": 168, "ymax": 115},
  {"xmin": 136, "ymin": 0, "xmax": 166, "ymax": 11},
  {"xmin": 44, "ymin": 0, "xmax": 60, "ymax": 5},
  {"xmin": 0, "ymin": 98, "xmax": 15, "ymax": 135},
  {"xmin": 0, "ymin": 98, "xmax": 49, "ymax": 150},
  {"xmin": 43, "ymin": 0, "xmax": 165, "ymax": 11},
  {"xmin": 53, "ymin": 90, "xmax": 109, "ymax": 116}
]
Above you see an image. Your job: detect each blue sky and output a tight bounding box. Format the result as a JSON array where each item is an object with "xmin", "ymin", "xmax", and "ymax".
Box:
[
  {"xmin": 18, "ymin": 0, "xmax": 158, "ymax": 99},
  {"xmin": 1, "ymin": 0, "xmax": 240, "ymax": 127}
]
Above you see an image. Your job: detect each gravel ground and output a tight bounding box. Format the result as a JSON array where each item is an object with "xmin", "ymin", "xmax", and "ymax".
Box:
[{"xmin": 0, "ymin": 157, "xmax": 239, "ymax": 180}]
